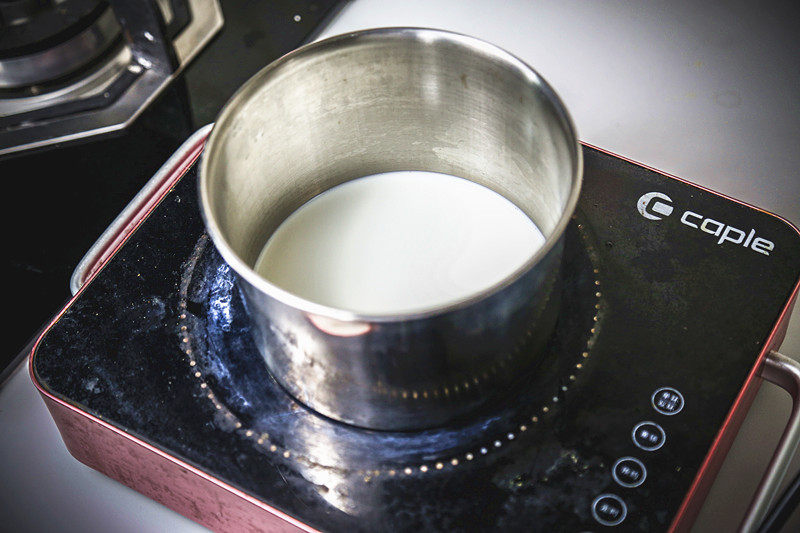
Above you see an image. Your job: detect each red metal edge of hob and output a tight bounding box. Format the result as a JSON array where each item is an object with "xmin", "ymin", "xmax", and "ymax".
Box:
[{"xmin": 28, "ymin": 135, "xmax": 800, "ymax": 532}]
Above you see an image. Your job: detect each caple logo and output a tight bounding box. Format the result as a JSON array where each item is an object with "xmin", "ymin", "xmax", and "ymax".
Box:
[
  {"xmin": 636, "ymin": 191, "xmax": 775, "ymax": 256},
  {"xmin": 637, "ymin": 192, "xmax": 674, "ymax": 220}
]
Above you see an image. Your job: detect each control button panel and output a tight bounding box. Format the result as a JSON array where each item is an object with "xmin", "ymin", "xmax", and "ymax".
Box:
[
  {"xmin": 612, "ymin": 457, "xmax": 647, "ymax": 488},
  {"xmin": 591, "ymin": 494, "xmax": 627, "ymax": 526},
  {"xmin": 590, "ymin": 389, "xmax": 683, "ymax": 527},
  {"xmin": 632, "ymin": 421, "xmax": 665, "ymax": 451},
  {"xmin": 652, "ymin": 387, "xmax": 684, "ymax": 415}
]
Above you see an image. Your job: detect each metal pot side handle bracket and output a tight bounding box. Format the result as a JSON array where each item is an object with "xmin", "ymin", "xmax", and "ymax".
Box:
[
  {"xmin": 69, "ymin": 124, "xmax": 213, "ymax": 294},
  {"xmin": 739, "ymin": 350, "xmax": 800, "ymax": 532}
]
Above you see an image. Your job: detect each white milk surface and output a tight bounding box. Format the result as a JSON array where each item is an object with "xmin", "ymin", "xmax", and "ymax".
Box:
[{"xmin": 254, "ymin": 171, "xmax": 545, "ymax": 315}]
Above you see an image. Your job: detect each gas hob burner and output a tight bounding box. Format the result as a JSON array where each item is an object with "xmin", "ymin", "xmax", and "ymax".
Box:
[
  {"xmin": 0, "ymin": 0, "xmax": 222, "ymax": 156},
  {"xmin": 0, "ymin": 0, "xmax": 122, "ymax": 91}
]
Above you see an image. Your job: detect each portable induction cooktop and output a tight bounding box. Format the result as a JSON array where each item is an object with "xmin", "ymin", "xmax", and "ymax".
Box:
[{"xmin": 30, "ymin": 128, "xmax": 800, "ymax": 532}]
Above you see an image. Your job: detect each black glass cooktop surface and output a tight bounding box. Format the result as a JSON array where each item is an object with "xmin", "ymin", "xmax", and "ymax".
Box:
[{"xmin": 31, "ymin": 146, "xmax": 800, "ymax": 531}]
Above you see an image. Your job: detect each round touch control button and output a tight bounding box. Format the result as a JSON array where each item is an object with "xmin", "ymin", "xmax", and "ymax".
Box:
[
  {"xmin": 652, "ymin": 387, "xmax": 684, "ymax": 415},
  {"xmin": 591, "ymin": 494, "xmax": 627, "ymax": 526},
  {"xmin": 632, "ymin": 421, "xmax": 666, "ymax": 451},
  {"xmin": 612, "ymin": 457, "xmax": 647, "ymax": 488}
]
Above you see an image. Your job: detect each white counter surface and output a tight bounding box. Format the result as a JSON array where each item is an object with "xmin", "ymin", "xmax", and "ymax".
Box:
[{"xmin": 2, "ymin": 1, "xmax": 799, "ymax": 531}]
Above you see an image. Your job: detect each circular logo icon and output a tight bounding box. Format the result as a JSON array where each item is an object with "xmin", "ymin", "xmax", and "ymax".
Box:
[{"xmin": 637, "ymin": 192, "xmax": 674, "ymax": 220}]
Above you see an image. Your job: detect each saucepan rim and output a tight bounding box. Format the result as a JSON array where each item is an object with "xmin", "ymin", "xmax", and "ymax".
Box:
[{"xmin": 198, "ymin": 26, "xmax": 583, "ymax": 323}]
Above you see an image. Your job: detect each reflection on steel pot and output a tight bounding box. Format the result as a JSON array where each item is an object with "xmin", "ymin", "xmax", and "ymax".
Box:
[{"xmin": 199, "ymin": 28, "xmax": 582, "ymax": 430}]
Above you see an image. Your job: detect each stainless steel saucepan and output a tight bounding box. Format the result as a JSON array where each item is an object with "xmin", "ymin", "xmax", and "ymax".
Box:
[{"xmin": 199, "ymin": 28, "xmax": 582, "ymax": 430}]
